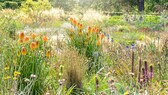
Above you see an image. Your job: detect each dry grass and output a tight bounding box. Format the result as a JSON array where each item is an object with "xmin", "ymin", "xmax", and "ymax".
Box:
[{"xmin": 56, "ymin": 47, "xmax": 87, "ymax": 94}]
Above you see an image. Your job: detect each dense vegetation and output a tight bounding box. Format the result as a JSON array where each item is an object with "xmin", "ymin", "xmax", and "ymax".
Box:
[{"xmin": 0, "ymin": 0, "xmax": 168, "ymax": 95}]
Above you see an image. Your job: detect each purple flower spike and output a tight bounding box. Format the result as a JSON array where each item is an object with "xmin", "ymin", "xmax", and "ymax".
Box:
[
  {"xmin": 131, "ymin": 44, "xmax": 135, "ymax": 49},
  {"xmin": 149, "ymin": 65, "xmax": 153, "ymax": 79}
]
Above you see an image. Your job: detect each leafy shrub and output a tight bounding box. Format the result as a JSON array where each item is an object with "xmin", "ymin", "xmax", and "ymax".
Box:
[
  {"xmin": 4, "ymin": 1, "xmax": 19, "ymax": 9},
  {"xmin": 20, "ymin": 0, "xmax": 51, "ymax": 13}
]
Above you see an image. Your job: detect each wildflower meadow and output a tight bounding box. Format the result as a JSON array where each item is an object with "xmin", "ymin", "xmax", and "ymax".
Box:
[{"xmin": 0, "ymin": 0, "xmax": 168, "ymax": 95}]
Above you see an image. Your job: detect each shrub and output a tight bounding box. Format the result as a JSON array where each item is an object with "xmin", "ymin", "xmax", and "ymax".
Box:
[{"xmin": 4, "ymin": 1, "xmax": 19, "ymax": 9}]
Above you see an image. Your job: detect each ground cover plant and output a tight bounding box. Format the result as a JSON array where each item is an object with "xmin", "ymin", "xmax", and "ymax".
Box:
[{"xmin": 0, "ymin": 0, "xmax": 168, "ymax": 95}]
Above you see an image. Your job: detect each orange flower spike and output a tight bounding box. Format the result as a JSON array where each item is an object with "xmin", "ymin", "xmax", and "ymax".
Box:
[
  {"xmin": 96, "ymin": 40, "xmax": 101, "ymax": 46},
  {"xmin": 96, "ymin": 28, "xmax": 100, "ymax": 34},
  {"xmin": 79, "ymin": 23, "xmax": 83, "ymax": 29},
  {"xmin": 35, "ymin": 41, "xmax": 39, "ymax": 48},
  {"xmin": 30, "ymin": 42, "xmax": 36, "ymax": 50},
  {"xmin": 73, "ymin": 20, "xmax": 77, "ymax": 26},
  {"xmin": 70, "ymin": 28, "xmax": 74, "ymax": 32},
  {"xmin": 101, "ymin": 33, "xmax": 104, "ymax": 39},
  {"xmin": 46, "ymin": 50, "xmax": 51, "ymax": 58},
  {"xmin": 70, "ymin": 17, "xmax": 73, "ymax": 23},
  {"xmin": 88, "ymin": 26, "xmax": 91, "ymax": 33},
  {"xmin": 19, "ymin": 32, "xmax": 24, "ymax": 39},
  {"xmin": 91, "ymin": 27, "xmax": 95, "ymax": 33},
  {"xmin": 24, "ymin": 36, "xmax": 30, "ymax": 42},
  {"xmin": 78, "ymin": 29, "xmax": 82, "ymax": 35},
  {"xmin": 21, "ymin": 47, "xmax": 26, "ymax": 55},
  {"xmin": 18, "ymin": 39, "xmax": 24, "ymax": 44},
  {"xmin": 42, "ymin": 35, "xmax": 48, "ymax": 43},
  {"xmin": 31, "ymin": 33, "xmax": 36, "ymax": 39}
]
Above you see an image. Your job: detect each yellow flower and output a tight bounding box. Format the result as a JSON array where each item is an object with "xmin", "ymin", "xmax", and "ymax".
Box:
[
  {"xmin": 4, "ymin": 65, "xmax": 9, "ymax": 70},
  {"xmin": 13, "ymin": 77, "xmax": 17, "ymax": 80},
  {"xmin": 46, "ymin": 50, "xmax": 51, "ymax": 58},
  {"xmin": 3, "ymin": 76, "xmax": 11, "ymax": 80},
  {"xmin": 78, "ymin": 29, "xmax": 82, "ymax": 35},
  {"xmin": 14, "ymin": 71, "xmax": 21, "ymax": 77},
  {"xmin": 96, "ymin": 40, "xmax": 101, "ymax": 46},
  {"xmin": 123, "ymin": 91, "xmax": 129, "ymax": 95},
  {"xmin": 18, "ymin": 39, "xmax": 24, "ymax": 44}
]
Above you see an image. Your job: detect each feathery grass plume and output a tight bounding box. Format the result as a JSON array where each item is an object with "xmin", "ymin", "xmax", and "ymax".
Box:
[
  {"xmin": 58, "ymin": 48, "xmax": 86, "ymax": 94},
  {"xmin": 21, "ymin": 47, "xmax": 26, "ymax": 55},
  {"xmin": 138, "ymin": 57, "xmax": 142, "ymax": 83}
]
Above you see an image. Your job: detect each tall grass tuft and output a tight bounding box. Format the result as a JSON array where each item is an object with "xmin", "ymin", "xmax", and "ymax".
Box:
[{"xmin": 57, "ymin": 47, "xmax": 86, "ymax": 94}]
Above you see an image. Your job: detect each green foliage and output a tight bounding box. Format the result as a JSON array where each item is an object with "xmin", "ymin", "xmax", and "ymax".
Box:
[
  {"xmin": 135, "ymin": 15, "xmax": 162, "ymax": 30},
  {"xmin": 20, "ymin": 0, "xmax": 51, "ymax": 13},
  {"xmin": 0, "ymin": 11, "xmax": 24, "ymax": 39},
  {"xmin": 106, "ymin": 16, "xmax": 127, "ymax": 26}
]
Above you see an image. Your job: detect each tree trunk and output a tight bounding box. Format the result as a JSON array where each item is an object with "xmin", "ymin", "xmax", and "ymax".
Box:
[{"xmin": 137, "ymin": 0, "xmax": 144, "ymax": 12}]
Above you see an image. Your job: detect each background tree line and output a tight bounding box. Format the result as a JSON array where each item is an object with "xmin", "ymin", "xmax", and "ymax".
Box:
[{"xmin": 0, "ymin": 0, "xmax": 168, "ymax": 13}]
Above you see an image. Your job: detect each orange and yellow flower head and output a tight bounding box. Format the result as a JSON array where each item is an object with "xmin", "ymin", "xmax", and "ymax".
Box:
[
  {"xmin": 46, "ymin": 50, "xmax": 51, "ymax": 57},
  {"xmin": 30, "ymin": 42, "xmax": 36, "ymax": 50},
  {"xmin": 42, "ymin": 35, "xmax": 48, "ymax": 43},
  {"xmin": 19, "ymin": 32, "xmax": 25, "ymax": 39},
  {"xmin": 24, "ymin": 36, "xmax": 30, "ymax": 42},
  {"xmin": 96, "ymin": 40, "xmax": 101, "ymax": 46},
  {"xmin": 21, "ymin": 47, "xmax": 26, "ymax": 55},
  {"xmin": 31, "ymin": 33, "xmax": 36, "ymax": 39}
]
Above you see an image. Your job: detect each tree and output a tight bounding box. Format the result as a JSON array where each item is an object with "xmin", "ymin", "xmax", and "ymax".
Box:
[{"xmin": 137, "ymin": 0, "xmax": 144, "ymax": 12}]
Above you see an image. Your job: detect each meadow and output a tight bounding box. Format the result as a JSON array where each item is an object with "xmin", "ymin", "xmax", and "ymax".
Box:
[{"xmin": 0, "ymin": 1, "xmax": 168, "ymax": 95}]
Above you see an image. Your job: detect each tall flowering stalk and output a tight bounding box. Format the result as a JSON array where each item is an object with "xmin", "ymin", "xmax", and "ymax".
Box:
[
  {"xmin": 95, "ymin": 74, "xmax": 99, "ymax": 94},
  {"xmin": 144, "ymin": 61, "xmax": 148, "ymax": 83},
  {"xmin": 138, "ymin": 57, "xmax": 142, "ymax": 83},
  {"xmin": 131, "ymin": 45, "xmax": 135, "ymax": 77}
]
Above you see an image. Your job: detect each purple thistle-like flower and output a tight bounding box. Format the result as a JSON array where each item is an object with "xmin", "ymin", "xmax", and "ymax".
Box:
[
  {"xmin": 131, "ymin": 44, "xmax": 135, "ymax": 49},
  {"xmin": 126, "ymin": 46, "xmax": 129, "ymax": 49}
]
